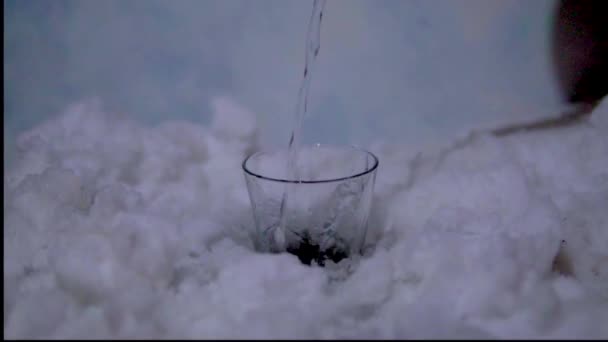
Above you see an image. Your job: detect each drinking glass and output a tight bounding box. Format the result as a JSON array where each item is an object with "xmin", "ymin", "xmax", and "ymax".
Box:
[{"xmin": 242, "ymin": 144, "xmax": 378, "ymax": 266}]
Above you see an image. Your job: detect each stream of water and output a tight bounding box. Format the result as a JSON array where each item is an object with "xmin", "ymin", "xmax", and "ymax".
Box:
[{"xmin": 275, "ymin": 0, "xmax": 327, "ymax": 248}]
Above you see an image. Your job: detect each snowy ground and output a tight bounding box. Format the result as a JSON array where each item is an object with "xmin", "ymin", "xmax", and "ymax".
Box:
[{"xmin": 4, "ymin": 97, "xmax": 608, "ymax": 339}]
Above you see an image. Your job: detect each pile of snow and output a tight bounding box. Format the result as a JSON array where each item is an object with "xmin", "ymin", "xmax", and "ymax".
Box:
[{"xmin": 4, "ymin": 97, "xmax": 608, "ymax": 339}]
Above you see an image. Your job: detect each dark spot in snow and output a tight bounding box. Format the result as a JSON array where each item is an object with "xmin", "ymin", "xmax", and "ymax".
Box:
[
  {"xmin": 188, "ymin": 251, "xmax": 200, "ymax": 259},
  {"xmin": 286, "ymin": 233, "xmax": 348, "ymax": 267},
  {"xmin": 552, "ymin": 245, "xmax": 574, "ymax": 276}
]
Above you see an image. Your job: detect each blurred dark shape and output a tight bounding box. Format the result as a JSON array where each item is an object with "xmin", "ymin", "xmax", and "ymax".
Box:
[
  {"xmin": 494, "ymin": 0, "xmax": 608, "ymax": 136},
  {"xmin": 553, "ymin": 0, "xmax": 608, "ymax": 105}
]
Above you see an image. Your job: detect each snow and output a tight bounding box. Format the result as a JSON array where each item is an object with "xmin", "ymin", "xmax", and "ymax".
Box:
[{"xmin": 4, "ymin": 96, "xmax": 608, "ymax": 339}]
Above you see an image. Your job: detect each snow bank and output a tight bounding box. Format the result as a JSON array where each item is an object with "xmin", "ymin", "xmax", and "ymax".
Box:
[{"xmin": 4, "ymin": 97, "xmax": 608, "ymax": 339}]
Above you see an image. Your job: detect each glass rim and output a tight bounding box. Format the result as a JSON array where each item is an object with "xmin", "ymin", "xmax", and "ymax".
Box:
[{"xmin": 242, "ymin": 144, "xmax": 379, "ymax": 184}]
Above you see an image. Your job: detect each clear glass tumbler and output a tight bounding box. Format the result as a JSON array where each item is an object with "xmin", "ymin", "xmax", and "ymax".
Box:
[{"xmin": 242, "ymin": 144, "xmax": 379, "ymax": 266}]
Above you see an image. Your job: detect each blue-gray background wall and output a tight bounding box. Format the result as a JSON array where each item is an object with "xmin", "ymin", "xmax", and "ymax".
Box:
[{"xmin": 4, "ymin": 0, "xmax": 566, "ymax": 164}]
